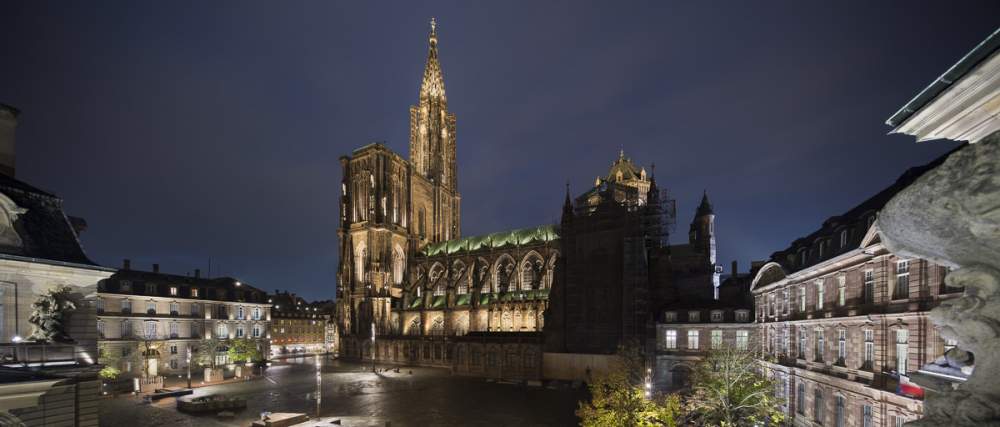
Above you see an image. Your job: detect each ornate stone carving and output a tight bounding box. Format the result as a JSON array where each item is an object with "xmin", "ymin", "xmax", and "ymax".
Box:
[{"xmin": 879, "ymin": 134, "xmax": 1000, "ymax": 426}]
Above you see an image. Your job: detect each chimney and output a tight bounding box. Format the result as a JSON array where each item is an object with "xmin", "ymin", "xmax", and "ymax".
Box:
[
  {"xmin": 152, "ymin": 263, "xmax": 160, "ymax": 273},
  {"xmin": 194, "ymin": 269, "xmax": 201, "ymax": 278},
  {"xmin": 731, "ymin": 260, "xmax": 738, "ymax": 277},
  {"xmin": 123, "ymin": 259, "xmax": 131, "ymax": 270},
  {"xmin": 0, "ymin": 104, "xmax": 18, "ymax": 177}
]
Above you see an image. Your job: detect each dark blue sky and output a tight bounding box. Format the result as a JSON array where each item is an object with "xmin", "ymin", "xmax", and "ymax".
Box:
[{"xmin": 2, "ymin": 2, "xmax": 997, "ymax": 300}]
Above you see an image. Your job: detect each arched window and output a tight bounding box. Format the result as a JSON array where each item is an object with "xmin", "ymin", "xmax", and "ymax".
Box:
[
  {"xmin": 452, "ymin": 261, "xmax": 467, "ymax": 294},
  {"xmin": 429, "ymin": 317, "xmax": 444, "ymax": 336}
]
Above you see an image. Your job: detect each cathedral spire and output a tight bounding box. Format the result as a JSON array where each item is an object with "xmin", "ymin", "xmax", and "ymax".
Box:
[{"xmin": 420, "ymin": 17, "xmax": 446, "ymax": 101}]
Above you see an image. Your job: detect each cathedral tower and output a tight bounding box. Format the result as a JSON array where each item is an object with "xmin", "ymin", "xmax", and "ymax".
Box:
[{"xmin": 408, "ymin": 18, "xmax": 461, "ymax": 245}]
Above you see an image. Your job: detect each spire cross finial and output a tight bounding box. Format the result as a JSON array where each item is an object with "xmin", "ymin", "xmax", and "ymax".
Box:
[
  {"xmin": 619, "ymin": 147, "xmax": 625, "ymax": 160},
  {"xmin": 430, "ymin": 17, "xmax": 437, "ymax": 34}
]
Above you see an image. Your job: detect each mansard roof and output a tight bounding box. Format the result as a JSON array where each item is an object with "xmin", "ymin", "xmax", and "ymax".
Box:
[
  {"xmin": 102, "ymin": 268, "xmax": 268, "ymax": 304},
  {"xmin": 0, "ymin": 173, "xmax": 101, "ymax": 267},
  {"xmin": 419, "ymin": 224, "xmax": 559, "ymax": 257},
  {"xmin": 769, "ymin": 147, "xmax": 958, "ymax": 273}
]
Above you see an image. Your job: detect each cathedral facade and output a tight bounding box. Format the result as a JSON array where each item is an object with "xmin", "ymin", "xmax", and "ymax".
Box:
[{"xmin": 335, "ymin": 21, "xmax": 719, "ymax": 378}]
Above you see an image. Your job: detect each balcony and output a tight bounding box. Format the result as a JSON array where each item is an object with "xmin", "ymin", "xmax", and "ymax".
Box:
[{"xmin": 146, "ymin": 309, "xmax": 156, "ymax": 315}]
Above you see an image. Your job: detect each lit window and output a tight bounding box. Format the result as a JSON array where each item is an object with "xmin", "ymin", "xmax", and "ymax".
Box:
[
  {"xmin": 191, "ymin": 288, "xmax": 199, "ymax": 298},
  {"xmin": 815, "ymin": 329, "xmax": 825, "ymax": 362},
  {"xmin": 711, "ymin": 330, "xmax": 722, "ymax": 349},
  {"xmin": 863, "ymin": 270, "xmax": 874, "ymax": 304},
  {"xmin": 817, "ymin": 281, "xmax": 825, "ymax": 310},
  {"xmin": 688, "ymin": 330, "xmax": 700, "ymax": 350},
  {"xmin": 799, "ymin": 328, "xmax": 807, "ymax": 359},
  {"xmin": 863, "ymin": 329, "xmax": 874, "ymax": 368},
  {"xmin": 896, "ymin": 329, "xmax": 909, "ymax": 375},
  {"xmin": 664, "ymin": 330, "xmax": 677, "ymax": 349},
  {"xmin": 837, "ymin": 329, "xmax": 846, "ymax": 362},
  {"xmin": 169, "ymin": 286, "xmax": 178, "ymax": 296},
  {"xmin": 894, "ymin": 260, "xmax": 910, "ymax": 300}
]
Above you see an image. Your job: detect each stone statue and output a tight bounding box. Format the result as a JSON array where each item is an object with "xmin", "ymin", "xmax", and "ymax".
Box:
[{"xmin": 879, "ymin": 135, "xmax": 1000, "ymax": 426}]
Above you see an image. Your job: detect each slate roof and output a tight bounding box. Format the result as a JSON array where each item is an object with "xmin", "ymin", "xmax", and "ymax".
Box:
[
  {"xmin": 770, "ymin": 146, "xmax": 960, "ymax": 273},
  {"xmin": 0, "ymin": 173, "xmax": 98, "ymax": 267},
  {"xmin": 102, "ymin": 269, "xmax": 268, "ymax": 304},
  {"xmin": 419, "ymin": 224, "xmax": 559, "ymax": 257}
]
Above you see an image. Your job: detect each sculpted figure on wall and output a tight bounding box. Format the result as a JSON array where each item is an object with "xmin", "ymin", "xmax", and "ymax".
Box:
[{"xmin": 879, "ymin": 136, "xmax": 1000, "ymax": 426}]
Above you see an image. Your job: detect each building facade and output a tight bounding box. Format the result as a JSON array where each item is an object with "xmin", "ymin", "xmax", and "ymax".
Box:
[
  {"xmin": 0, "ymin": 103, "xmax": 115, "ymax": 426},
  {"xmin": 750, "ymin": 157, "xmax": 962, "ymax": 427},
  {"xmin": 97, "ymin": 264, "xmax": 271, "ymax": 376},
  {"xmin": 270, "ymin": 291, "xmax": 333, "ymax": 356}
]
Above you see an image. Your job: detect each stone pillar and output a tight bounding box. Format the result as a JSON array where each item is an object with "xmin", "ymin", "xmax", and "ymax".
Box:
[{"xmin": 879, "ymin": 134, "xmax": 1000, "ymax": 426}]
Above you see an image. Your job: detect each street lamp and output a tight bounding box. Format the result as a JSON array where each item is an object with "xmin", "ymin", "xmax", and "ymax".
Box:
[{"xmin": 370, "ymin": 321, "xmax": 376, "ymax": 372}]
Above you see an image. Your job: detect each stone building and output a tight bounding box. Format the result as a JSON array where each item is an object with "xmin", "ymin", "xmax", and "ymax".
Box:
[
  {"xmin": 269, "ymin": 291, "xmax": 333, "ymax": 357},
  {"xmin": 0, "ymin": 103, "xmax": 116, "ymax": 426},
  {"xmin": 335, "ymin": 21, "xmax": 719, "ymax": 380},
  {"xmin": 653, "ymin": 263, "xmax": 755, "ymax": 392},
  {"xmin": 97, "ymin": 263, "xmax": 271, "ymax": 376},
  {"xmin": 750, "ymin": 155, "xmax": 963, "ymax": 427}
]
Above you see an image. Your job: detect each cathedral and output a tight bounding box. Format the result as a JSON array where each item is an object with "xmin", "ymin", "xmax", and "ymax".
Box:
[{"xmin": 335, "ymin": 20, "xmax": 719, "ymax": 376}]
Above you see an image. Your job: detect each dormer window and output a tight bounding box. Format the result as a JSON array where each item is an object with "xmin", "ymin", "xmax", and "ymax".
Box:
[
  {"xmin": 688, "ymin": 311, "xmax": 700, "ymax": 322},
  {"xmin": 121, "ymin": 280, "xmax": 132, "ymax": 292},
  {"xmin": 664, "ymin": 311, "xmax": 677, "ymax": 322},
  {"xmin": 710, "ymin": 310, "xmax": 723, "ymax": 322},
  {"xmin": 735, "ymin": 310, "xmax": 749, "ymax": 322},
  {"xmin": 191, "ymin": 288, "xmax": 199, "ymax": 298},
  {"xmin": 169, "ymin": 286, "xmax": 178, "ymax": 296},
  {"xmin": 840, "ymin": 229, "xmax": 848, "ymax": 249},
  {"xmin": 145, "ymin": 283, "xmax": 156, "ymax": 294}
]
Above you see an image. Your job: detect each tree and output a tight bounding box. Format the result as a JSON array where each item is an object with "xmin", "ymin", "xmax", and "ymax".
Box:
[
  {"xmin": 577, "ymin": 342, "xmax": 683, "ymax": 426},
  {"xmin": 196, "ymin": 338, "xmax": 223, "ymax": 369},
  {"xmin": 227, "ymin": 338, "xmax": 262, "ymax": 364},
  {"xmin": 684, "ymin": 346, "xmax": 785, "ymax": 426}
]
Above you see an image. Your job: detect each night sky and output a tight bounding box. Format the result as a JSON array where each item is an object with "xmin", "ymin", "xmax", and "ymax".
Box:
[{"xmin": 2, "ymin": 2, "xmax": 998, "ymax": 300}]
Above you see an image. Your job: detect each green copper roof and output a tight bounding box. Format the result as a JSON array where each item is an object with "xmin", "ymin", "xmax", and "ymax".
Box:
[{"xmin": 421, "ymin": 224, "xmax": 559, "ymax": 256}]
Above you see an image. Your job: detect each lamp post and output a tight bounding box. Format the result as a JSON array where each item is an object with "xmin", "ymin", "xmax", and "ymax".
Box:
[
  {"xmin": 370, "ymin": 321, "xmax": 376, "ymax": 372},
  {"xmin": 186, "ymin": 347, "xmax": 192, "ymax": 389}
]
